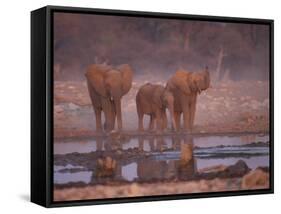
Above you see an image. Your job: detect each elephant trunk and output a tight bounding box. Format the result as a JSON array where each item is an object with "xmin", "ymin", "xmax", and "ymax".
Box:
[
  {"xmin": 167, "ymin": 101, "xmax": 177, "ymax": 131},
  {"xmin": 114, "ymin": 98, "xmax": 122, "ymax": 131}
]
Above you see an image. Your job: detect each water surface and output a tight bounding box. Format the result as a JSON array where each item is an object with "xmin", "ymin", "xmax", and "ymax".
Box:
[{"xmin": 54, "ymin": 134, "xmax": 269, "ymax": 186}]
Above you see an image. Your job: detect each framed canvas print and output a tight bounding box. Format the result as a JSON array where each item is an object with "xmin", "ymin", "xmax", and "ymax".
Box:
[{"xmin": 31, "ymin": 5, "xmax": 274, "ymax": 207}]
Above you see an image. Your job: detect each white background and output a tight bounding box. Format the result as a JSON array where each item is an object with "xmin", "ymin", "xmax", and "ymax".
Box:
[{"xmin": 0, "ymin": 0, "xmax": 279, "ymax": 212}]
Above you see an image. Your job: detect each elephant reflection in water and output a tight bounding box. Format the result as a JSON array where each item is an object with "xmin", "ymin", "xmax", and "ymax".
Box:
[
  {"xmin": 95, "ymin": 137, "xmax": 104, "ymax": 151},
  {"xmin": 96, "ymin": 156, "xmax": 117, "ymax": 177},
  {"xmin": 95, "ymin": 137, "xmax": 117, "ymax": 152},
  {"xmin": 92, "ymin": 136, "xmax": 196, "ymax": 182},
  {"xmin": 137, "ymin": 136, "xmax": 197, "ymax": 181},
  {"xmin": 137, "ymin": 158, "xmax": 169, "ymax": 181},
  {"xmin": 103, "ymin": 138, "xmax": 123, "ymax": 151},
  {"xmin": 138, "ymin": 135, "xmax": 182, "ymax": 151},
  {"xmin": 175, "ymin": 136, "xmax": 197, "ymax": 180},
  {"xmin": 137, "ymin": 137, "xmax": 146, "ymax": 152},
  {"xmin": 171, "ymin": 135, "xmax": 181, "ymax": 150},
  {"xmin": 92, "ymin": 156, "xmax": 122, "ymax": 182},
  {"xmin": 137, "ymin": 136, "xmax": 167, "ymax": 181},
  {"xmin": 95, "ymin": 134, "xmax": 131, "ymax": 152},
  {"xmin": 138, "ymin": 136, "xmax": 167, "ymax": 152}
]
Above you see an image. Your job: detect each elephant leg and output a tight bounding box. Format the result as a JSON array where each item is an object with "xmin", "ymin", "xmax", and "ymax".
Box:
[
  {"xmin": 189, "ymin": 95, "xmax": 197, "ymax": 131},
  {"xmin": 148, "ymin": 114, "xmax": 156, "ymax": 131},
  {"xmin": 86, "ymin": 80, "xmax": 103, "ymax": 132},
  {"xmin": 101, "ymin": 98, "xmax": 116, "ymax": 132},
  {"xmin": 114, "ymin": 99, "xmax": 122, "ymax": 131},
  {"xmin": 174, "ymin": 111, "xmax": 181, "ymax": 131},
  {"xmin": 94, "ymin": 108, "xmax": 102, "ymax": 132},
  {"xmin": 183, "ymin": 108, "xmax": 191, "ymax": 132},
  {"xmin": 161, "ymin": 110, "xmax": 168, "ymax": 130},
  {"xmin": 155, "ymin": 110, "xmax": 163, "ymax": 132},
  {"xmin": 137, "ymin": 100, "xmax": 144, "ymax": 132},
  {"xmin": 138, "ymin": 112, "xmax": 144, "ymax": 132}
]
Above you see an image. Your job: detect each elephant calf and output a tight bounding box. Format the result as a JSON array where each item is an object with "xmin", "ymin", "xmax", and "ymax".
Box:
[{"xmin": 136, "ymin": 83, "xmax": 176, "ymax": 132}]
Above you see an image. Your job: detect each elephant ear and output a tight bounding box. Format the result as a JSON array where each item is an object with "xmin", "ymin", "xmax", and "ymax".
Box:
[
  {"xmin": 190, "ymin": 69, "xmax": 209, "ymax": 93},
  {"xmin": 117, "ymin": 64, "xmax": 133, "ymax": 95},
  {"xmin": 189, "ymin": 74, "xmax": 200, "ymax": 93},
  {"xmin": 85, "ymin": 64, "xmax": 110, "ymax": 97},
  {"xmin": 171, "ymin": 70, "xmax": 193, "ymax": 95}
]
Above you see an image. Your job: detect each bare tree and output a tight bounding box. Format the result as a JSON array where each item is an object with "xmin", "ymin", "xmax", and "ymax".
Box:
[{"xmin": 214, "ymin": 46, "xmax": 227, "ymax": 82}]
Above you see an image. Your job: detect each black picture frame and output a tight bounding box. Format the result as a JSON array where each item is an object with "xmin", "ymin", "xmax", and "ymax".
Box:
[{"xmin": 31, "ymin": 5, "xmax": 274, "ymax": 208}]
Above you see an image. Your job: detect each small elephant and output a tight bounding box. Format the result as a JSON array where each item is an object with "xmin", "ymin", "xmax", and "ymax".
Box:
[
  {"xmin": 136, "ymin": 83, "xmax": 176, "ymax": 132},
  {"xmin": 85, "ymin": 64, "xmax": 133, "ymax": 132},
  {"xmin": 166, "ymin": 67, "xmax": 210, "ymax": 132}
]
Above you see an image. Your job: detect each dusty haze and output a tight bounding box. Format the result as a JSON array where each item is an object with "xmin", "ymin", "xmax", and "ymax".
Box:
[{"xmin": 54, "ymin": 12, "xmax": 270, "ymax": 81}]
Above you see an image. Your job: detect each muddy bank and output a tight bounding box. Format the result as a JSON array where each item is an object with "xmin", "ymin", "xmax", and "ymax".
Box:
[
  {"xmin": 54, "ymin": 80, "xmax": 269, "ymax": 139},
  {"xmin": 53, "ymin": 168, "xmax": 269, "ymax": 201}
]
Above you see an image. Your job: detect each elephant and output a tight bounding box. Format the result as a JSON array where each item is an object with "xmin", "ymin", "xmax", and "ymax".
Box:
[
  {"xmin": 176, "ymin": 136, "xmax": 196, "ymax": 180},
  {"xmin": 85, "ymin": 64, "xmax": 133, "ymax": 132},
  {"xmin": 166, "ymin": 67, "xmax": 210, "ymax": 132},
  {"xmin": 136, "ymin": 83, "xmax": 176, "ymax": 132}
]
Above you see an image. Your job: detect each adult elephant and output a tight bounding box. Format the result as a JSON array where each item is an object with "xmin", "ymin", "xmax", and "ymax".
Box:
[
  {"xmin": 166, "ymin": 67, "xmax": 210, "ymax": 132},
  {"xmin": 136, "ymin": 83, "xmax": 176, "ymax": 132},
  {"xmin": 85, "ymin": 64, "xmax": 133, "ymax": 132}
]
